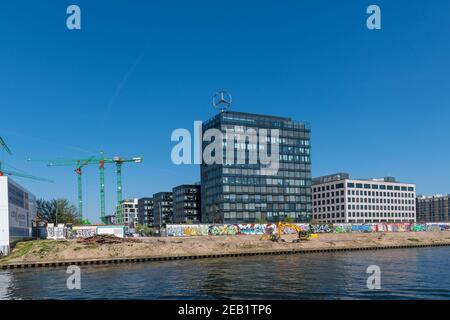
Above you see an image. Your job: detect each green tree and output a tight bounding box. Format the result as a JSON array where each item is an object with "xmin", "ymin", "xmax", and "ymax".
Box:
[
  {"xmin": 81, "ymin": 219, "xmax": 92, "ymax": 225},
  {"xmin": 255, "ymin": 217, "xmax": 267, "ymax": 224},
  {"xmin": 135, "ymin": 223, "xmax": 152, "ymax": 236},
  {"xmin": 283, "ymin": 216, "xmax": 295, "ymax": 223},
  {"xmin": 37, "ymin": 198, "xmax": 82, "ymax": 225}
]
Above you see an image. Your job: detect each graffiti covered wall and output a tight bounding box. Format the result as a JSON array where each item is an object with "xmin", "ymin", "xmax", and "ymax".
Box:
[
  {"xmin": 166, "ymin": 223, "xmax": 310, "ymax": 237},
  {"xmin": 165, "ymin": 222, "xmax": 450, "ymax": 237},
  {"xmin": 333, "ymin": 224, "xmax": 352, "ymax": 233},
  {"xmin": 166, "ymin": 224, "xmax": 209, "ymax": 237},
  {"xmin": 46, "ymin": 222, "xmax": 450, "ymax": 239},
  {"xmin": 208, "ymin": 225, "xmax": 240, "ymax": 236},
  {"xmin": 426, "ymin": 223, "xmax": 450, "ymax": 231},
  {"xmin": 46, "ymin": 224, "xmax": 66, "ymax": 240},
  {"xmin": 69, "ymin": 226, "xmax": 96, "ymax": 238},
  {"xmin": 46, "ymin": 225, "xmax": 122, "ymax": 240}
]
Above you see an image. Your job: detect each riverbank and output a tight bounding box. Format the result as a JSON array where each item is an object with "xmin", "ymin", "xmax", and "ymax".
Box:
[{"xmin": 2, "ymin": 231, "xmax": 450, "ymax": 268}]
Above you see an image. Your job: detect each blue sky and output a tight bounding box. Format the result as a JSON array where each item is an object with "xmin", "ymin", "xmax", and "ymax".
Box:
[{"xmin": 1, "ymin": 1, "xmax": 449, "ymax": 222}]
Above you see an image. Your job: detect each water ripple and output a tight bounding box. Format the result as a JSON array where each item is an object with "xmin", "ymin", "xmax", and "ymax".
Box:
[{"xmin": 1, "ymin": 247, "xmax": 450, "ymax": 300}]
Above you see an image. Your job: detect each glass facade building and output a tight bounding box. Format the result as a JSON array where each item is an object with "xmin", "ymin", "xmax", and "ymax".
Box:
[{"xmin": 201, "ymin": 111, "xmax": 312, "ymax": 224}]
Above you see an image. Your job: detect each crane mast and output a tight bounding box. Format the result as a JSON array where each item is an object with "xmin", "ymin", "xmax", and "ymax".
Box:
[{"xmin": 29, "ymin": 153, "xmax": 143, "ymax": 224}]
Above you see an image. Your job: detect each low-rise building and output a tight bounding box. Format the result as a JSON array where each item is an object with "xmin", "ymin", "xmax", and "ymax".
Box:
[
  {"xmin": 312, "ymin": 173, "xmax": 416, "ymax": 224},
  {"xmin": 416, "ymin": 195, "xmax": 450, "ymax": 222},
  {"xmin": 0, "ymin": 177, "xmax": 37, "ymax": 255},
  {"xmin": 173, "ymin": 184, "xmax": 201, "ymax": 224}
]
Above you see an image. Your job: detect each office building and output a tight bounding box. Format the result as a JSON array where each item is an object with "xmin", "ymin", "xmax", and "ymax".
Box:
[
  {"xmin": 138, "ymin": 197, "xmax": 154, "ymax": 227},
  {"xmin": 417, "ymin": 195, "xmax": 450, "ymax": 222},
  {"xmin": 173, "ymin": 184, "xmax": 201, "ymax": 223},
  {"xmin": 312, "ymin": 173, "xmax": 416, "ymax": 223},
  {"xmin": 0, "ymin": 177, "xmax": 37, "ymax": 255},
  {"xmin": 201, "ymin": 111, "xmax": 312, "ymax": 224}
]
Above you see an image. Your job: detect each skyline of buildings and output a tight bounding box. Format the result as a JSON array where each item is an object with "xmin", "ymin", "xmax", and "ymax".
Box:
[
  {"xmin": 1, "ymin": 102, "xmax": 448, "ymax": 254},
  {"xmin": 113, "ymin": 178, "xmax": 449, "ymax": 231},
  {"xmin": 105, "ymin": 110, "xmax": 448, "ymax": 228}
]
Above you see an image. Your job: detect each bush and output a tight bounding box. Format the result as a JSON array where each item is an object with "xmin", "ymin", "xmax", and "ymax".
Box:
[
  {"xmin": 283, "ymin": 216, "xmax": 295, "ymax": 223},
  {"xmin": 135, "ymin": 223, "xmax": 152, "ymax": 236},
  {"xmin": 255, "ymin": 217, "xmax": 268, "ymax": 224}
]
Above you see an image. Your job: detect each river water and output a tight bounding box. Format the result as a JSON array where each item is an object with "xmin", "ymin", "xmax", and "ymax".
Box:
[{"xmin": 1, "ymin": 247, "xmax": 450, "ymax": 300}]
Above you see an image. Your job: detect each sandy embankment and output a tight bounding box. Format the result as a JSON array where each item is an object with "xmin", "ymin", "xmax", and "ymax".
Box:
[{"xmin": 2, "ymin": 232, "xmax": 450, "ymax": 264}]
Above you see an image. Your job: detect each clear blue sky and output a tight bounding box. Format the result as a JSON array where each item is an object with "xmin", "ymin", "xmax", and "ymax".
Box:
[{"xmin": 1, "ymin": 1, "xmax": 449, "ymax": 223}]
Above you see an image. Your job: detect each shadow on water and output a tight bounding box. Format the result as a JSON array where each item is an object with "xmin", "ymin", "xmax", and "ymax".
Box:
[{"xmin": 1, "ymin": 247, "xmax": 450, "ymax": 300}]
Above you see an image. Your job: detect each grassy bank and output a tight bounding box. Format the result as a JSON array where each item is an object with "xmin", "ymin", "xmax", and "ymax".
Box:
[{"xmin": 2, "ymin": 232, "xmax": 450, "ymax": 266}]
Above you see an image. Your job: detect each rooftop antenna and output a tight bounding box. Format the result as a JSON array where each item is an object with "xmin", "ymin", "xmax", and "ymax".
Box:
[{"xmin": 212, "ymin": 90, "xmax": 232, "ymax": 113}]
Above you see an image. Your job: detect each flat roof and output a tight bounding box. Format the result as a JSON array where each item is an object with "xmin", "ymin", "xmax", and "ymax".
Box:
[
  {"xmin": 313, "ymin": 173, "xmax": 415, "ymax": 185},
  {"xmin": 222, "ymin": 111, "xmax": 293, "ymax": 122},
  {"xmin": 204, "ymin": 110, "xmax": 310, "ymax": 128}
]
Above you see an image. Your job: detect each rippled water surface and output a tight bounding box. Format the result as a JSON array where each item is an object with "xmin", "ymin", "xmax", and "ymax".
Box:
[{"xmin": 1, "ymin": 247, "xmax": 450, "ymax": 300}]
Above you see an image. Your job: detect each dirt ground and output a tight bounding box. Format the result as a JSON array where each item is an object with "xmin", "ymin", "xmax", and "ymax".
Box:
[{"xmin": 2, "ymin": 232, "xmax": 450, "ymax": 264}]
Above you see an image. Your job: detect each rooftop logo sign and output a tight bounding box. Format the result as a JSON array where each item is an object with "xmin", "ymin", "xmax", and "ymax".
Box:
[{"xmin": 212, "ymin": 91, "xmax": 232, "ymax": 113}]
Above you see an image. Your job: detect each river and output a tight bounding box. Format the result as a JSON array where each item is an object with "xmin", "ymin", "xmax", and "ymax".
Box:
[{"xmin": 1, "ymin": 247, "xmax": 450, "ymax": 300}]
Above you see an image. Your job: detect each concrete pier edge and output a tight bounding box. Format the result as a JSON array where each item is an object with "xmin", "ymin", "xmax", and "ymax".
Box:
[{"xmin": 2, "ymin": 242, "xmax": 450, "ymax": 270}]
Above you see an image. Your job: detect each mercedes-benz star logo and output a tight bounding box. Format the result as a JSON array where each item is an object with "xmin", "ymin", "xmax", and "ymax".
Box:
[{"xmin": 212, "ymin": 90, "xmax": 232, "ymax": 112}]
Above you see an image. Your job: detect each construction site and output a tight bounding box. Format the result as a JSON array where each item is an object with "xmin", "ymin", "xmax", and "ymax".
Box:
[{"xmin": 0, "ymin": 133, "xmax": 144, "ymax": 255}]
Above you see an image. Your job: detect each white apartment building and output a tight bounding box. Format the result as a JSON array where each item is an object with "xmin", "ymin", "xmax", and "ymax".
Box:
[
  {"xmin": 312, "ymin": 173, "xmax": 416, "ymax": 224},
  {"xmin": 118, "ymin": 198, "xmax": 139, "ymax": 228}
]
